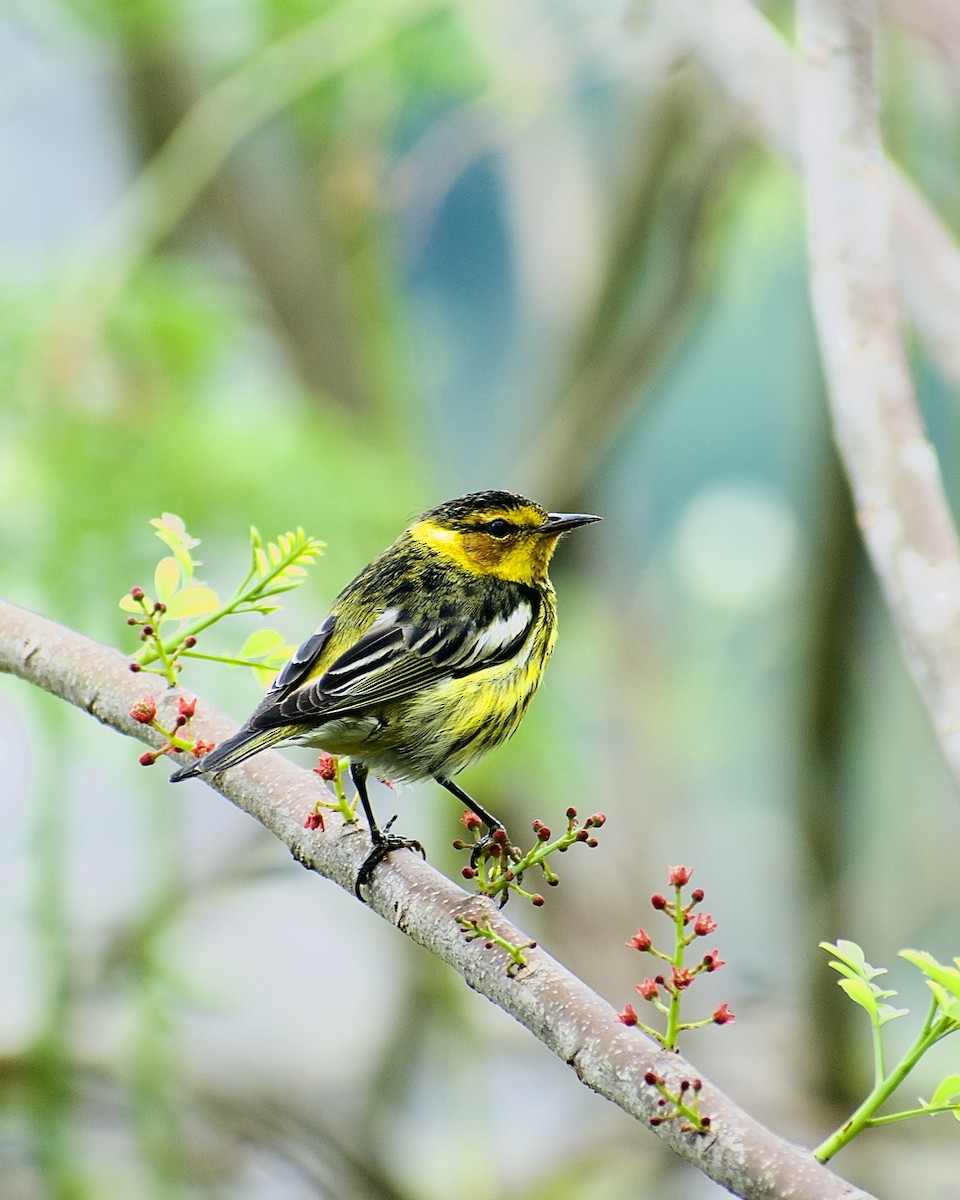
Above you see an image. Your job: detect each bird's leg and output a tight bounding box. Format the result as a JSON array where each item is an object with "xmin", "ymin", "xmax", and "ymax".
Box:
[
  {"xmin": 436, "ymin": 776, "xmax": 515, "ymax": 869},
  {"xmin": 352, "ymin": 761, "xmax": 424, "ymax": 897}
]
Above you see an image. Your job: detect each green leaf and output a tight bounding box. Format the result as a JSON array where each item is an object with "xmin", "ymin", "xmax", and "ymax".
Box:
[
  {"xmin": 239, "ymin": 629, "xmax": 287, "ymax": 659},
  {"xmin": 151, "ymin": 512, "xmax": 200, "ymax": 578},
  {"xmin": 876, "ymin": 1003, "xmax": 909, "ymax": 1027},
  {"xmin": 821, "ymin": 940, "xmax": 886, "ymax": 982},
  {"xmin": 164, "ymin": 586, "xmax": 221, "ymax": 619},
  {"xmin": 154, "ymin": 556, "xmax": 182, "ymax": 603},
  {"xmin": 926, "ymin": 1075, "xmax": 960, "ymax": 1119},
  {"xmin": 901, "ymin": 950, "xmax": 960, "ymax": 1000},
  {"xmin": 838, "ymin": 976, "xmax": 881, "ymax": 1017},
  {"xmin": 925, "ymin": 982, "xmax": 960, "ymax": 1024}
]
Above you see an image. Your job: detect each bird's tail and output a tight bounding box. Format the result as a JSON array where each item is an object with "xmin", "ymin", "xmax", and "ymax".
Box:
[{"xmin": 169, "ymin": 725, "xmax": 291, "ymax": 782}]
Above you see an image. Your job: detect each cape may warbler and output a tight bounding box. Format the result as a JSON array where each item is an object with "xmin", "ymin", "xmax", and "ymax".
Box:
[{"xmin": 171, "ymin": 490, "xmax": 600, "ymax": 889}]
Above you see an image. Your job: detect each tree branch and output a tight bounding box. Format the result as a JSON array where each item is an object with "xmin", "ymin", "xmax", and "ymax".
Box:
[
  {"xmin": 797, "ymin": 0, "xmax": 960, "ymax": 789},
  {"xmin": 664, "ymin": 0, "xmax": 960, "ymax": 394},
  {"xmin": 0, "ymin": 599, "xmax": 874, "ymax": 1200}
]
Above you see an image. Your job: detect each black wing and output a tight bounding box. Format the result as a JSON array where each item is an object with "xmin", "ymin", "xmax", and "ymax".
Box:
[{"xmin": 249, "ymin": 600, "xmax": 535, "ymax": 730}]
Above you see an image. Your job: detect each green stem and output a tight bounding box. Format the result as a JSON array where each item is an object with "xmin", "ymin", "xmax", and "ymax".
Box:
[
  {"xmin": 664, "ymin": 885, "xmax": 686, "ymax": 1050},
  {"xmin": 870, "ymin": 1010, "xmax": 885, "ymax": 1086},
  {"xmin": 180, "ymin": 649, "xmax": 279, "ymax": 669},
  {"xmin": 869, "ymin": 1103, "xmax": 960, "ymax": 1124},
  {"xmin": 813, "ymin": 1001, "xmax": 944, "ymax": 1161}
]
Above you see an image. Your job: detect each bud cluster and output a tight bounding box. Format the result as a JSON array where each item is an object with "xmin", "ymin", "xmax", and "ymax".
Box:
[
  {"xmin": 642, "ymin": 1071, "xmax": 711, "ymax": 1134},
  {"xmin": 452, "ymin": 805, "xmax": 606, "ymax": 908},
  {"xmin": 456, "ymin": 914, "xmax": 537, "ymax": 976},
  {"xmin": 124, "ymin": 586, "xmax": 198, "ymax": 686}
]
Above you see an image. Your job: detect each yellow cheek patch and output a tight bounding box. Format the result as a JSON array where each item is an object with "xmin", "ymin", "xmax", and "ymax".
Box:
[{"xmin": 409, "ymin": 521, "xmax": 484, "ymax": 573}]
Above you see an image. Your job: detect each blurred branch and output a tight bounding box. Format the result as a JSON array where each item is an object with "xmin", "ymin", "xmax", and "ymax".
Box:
[
  {"xmin": 520, "ymin": 82, "xmax": 743, "ymax": 506},
  {"xmin": 114, "ymin": 25, "xmax": 372, "ymax": 413},
  {"xmin": 0, "ymin": 600, "xmax": 875, "ymax": 1200},
  {"xmin": 663, "ymin": 0, "xmax": 960, "ymax": 394},
  {"xmin": 798, "ymin": 0, "xmax": 960, "ymax": 790},
  {"xmin": 60, "ymin": 0, "xmax": 444, "ymax": 337},
  {"xmin": 798, "ymin": 449, "xmax": 863, "ymax": 1110}
]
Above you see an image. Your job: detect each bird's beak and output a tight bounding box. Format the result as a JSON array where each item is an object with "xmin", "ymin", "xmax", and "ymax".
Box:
[{"xmin": 540, "ymin": 511, "xmax": 602, "ymax": 534}]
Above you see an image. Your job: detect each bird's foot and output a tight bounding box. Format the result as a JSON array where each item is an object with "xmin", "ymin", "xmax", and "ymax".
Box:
[{"xmin": 355, "ymin": 815, "xmax": 425, "ymax": 898}]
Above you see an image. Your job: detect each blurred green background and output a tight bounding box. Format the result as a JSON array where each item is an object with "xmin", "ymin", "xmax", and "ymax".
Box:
[{"xmin": 2, "ymin": 1, "xmax": 959, "ymax": 1197}]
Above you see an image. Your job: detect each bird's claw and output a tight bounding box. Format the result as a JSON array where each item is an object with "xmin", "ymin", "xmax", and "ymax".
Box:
[{"xmin": 355, "ymin": 816, "xmax": 425, "ymax": 898}]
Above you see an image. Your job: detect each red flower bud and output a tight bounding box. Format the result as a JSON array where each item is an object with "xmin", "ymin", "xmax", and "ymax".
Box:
[
  {"xmin": 566, "ymin": 806, "xmax": 577, "ymax": 820},
  {"xmin": 537, "ymin": 826, "xmax": 551, "ymax": 841},
  {"xmin": 712, "ymin": 1002, "xmax": 735, "ymax": 1025},
  {"xmin": 460, "ymin": 811, "xmax": 483, "ymax": 831},
  {"xmin": 668, "ymin": 865, "xmax": 692, "ymax": 887},
  {"xmin": 650, "ymin": 893, "xmax": 668, "ymax": 910},
  {"xmin": 693, "ymin": 912, "xmax": 717, "ymax": 937},
  {"xmin": 130, "ymin": 697, "xmax": 157, "ymax": 724},
  {"xmin": 129, "ymin": 662, "xmax": 142, "ymax": 672},
  {"xmin": 671, "ymin": 966, "xmax": 695, "ymax": 990},
  {"xmin": 627, "ymin": 928, "xmax": 652, "ymax": 952},
  {"xmin": 643, "ymin": 1071, "xmax": 661, "ymax": 1086},
  {"xmin": 636, "ymin": 978, "xmax": 659, "ymax": 1002},
  {"xmin": 139, "ymin": 751, "xmax": 157, "ymax": 766},
  {"xmin": 461, "ymin": 866, "xmax": 477, "ymax": 879},
  {"xmin": 587, "ymin": 812, "xmax": 606, "ymax": 827},
  {"xmin": 531, "ymin": 894, "xmax": 545, "ymax": 907},
  {"xmin": 184, "ymin": 635, "xmax": 197, "ymax": 648},
  {"xmin": 691, "ymin": 888, "xmax": 705, "ymax": 903},
  {"xmin": 618, "ymin": 1004, "xmax": 639, "ymax": 1026},
  {"xmin": 130, "ymin": 586, "xmax": 145, "ymax": 601},
  {"xmin": 313, "ymin": 752, "xmax": 337, "ymax": 780},
  {"xmin": 492, "ymin": 828, "xmax": 507, "ymax": 844}
]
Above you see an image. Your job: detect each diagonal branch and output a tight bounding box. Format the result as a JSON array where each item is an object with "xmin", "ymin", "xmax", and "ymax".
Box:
[
  {"xmin": 0, "ymin": 598, "xmax": 874, "ymax": 1200},
  {"xmin": 797, "ymin": 0, "xmax": 960, "ymax": 789}
]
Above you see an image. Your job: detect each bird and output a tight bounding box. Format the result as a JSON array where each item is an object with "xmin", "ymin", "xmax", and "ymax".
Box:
[{"xmin": 170, "ymin": 490, "xmax": 600, "ymax": 891}]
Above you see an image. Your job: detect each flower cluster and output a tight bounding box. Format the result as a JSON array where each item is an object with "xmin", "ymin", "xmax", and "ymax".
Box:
[
  {"xmin": 131, "ymin": 693, "xmax": 214, "ymax": 766},
  {"xmin": 302, "ymin": 752, "xmax": 359, "ymax": 831},
  {"xmin": 618, "ymin": 866, "xmax": 734, "ymax": 1049}
]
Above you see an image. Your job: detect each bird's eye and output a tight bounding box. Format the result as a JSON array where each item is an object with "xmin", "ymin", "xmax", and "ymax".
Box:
[{"xmin": 485, "ymin": 518, "xmax": 514, "ymax": 538}]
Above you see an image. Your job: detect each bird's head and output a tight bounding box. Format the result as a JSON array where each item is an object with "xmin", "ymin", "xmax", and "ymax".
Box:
[{"xmin": 409, "ymin": 490, "xmax": 600, "ymax": 585}]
